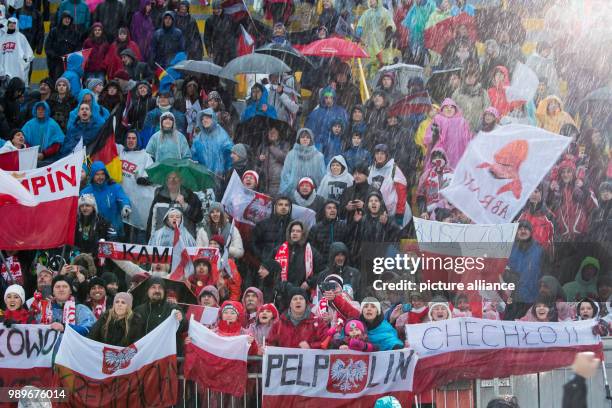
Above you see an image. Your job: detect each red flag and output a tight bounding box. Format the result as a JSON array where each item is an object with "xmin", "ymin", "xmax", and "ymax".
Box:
[
  {"xmin": 0, "ymin": 150, "xmax": 82, "ymax": 250},
  {"xmin": 184, "ymin": 319, "xmax": 250, "ymax": 397},
  {"xmin": 63, "ymin": 48, "xmax": 93, "ymax": 71},
  {"xmin": 168, "ymin": 225, "xmax": 194, "ymax": 280}
]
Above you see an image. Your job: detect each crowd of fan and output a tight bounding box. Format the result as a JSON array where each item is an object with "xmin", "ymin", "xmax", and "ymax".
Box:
[{"xmin": 0, "ymin": 0, "xmax": 610, "ymax": 391}]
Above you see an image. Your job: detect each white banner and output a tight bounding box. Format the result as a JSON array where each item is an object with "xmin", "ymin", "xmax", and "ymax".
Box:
[
  {"xmin": 441, "ymin": 125, "xmax": 570, "ymax": 224},
  {"xmin": 406, "ymin": 318, "xmax": 600, "ymax": 357},
  {"xmin": 221, "ymin": 172, "xmax": 316, "ymax": 228},
  {"xmin": 0, "ymin": 324, "xmax": 59, "ymax": 369},
  {"xmin": 263, "ymin": 347, "xmax": 417, "ymax": 398}
]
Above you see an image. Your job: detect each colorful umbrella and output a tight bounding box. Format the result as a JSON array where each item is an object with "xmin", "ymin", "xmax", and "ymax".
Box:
[
  {"xmin": 295, "ymin": 36, "xmax": 369, "ymax": 59},
  {"xmin": 387, "ymin": 91, "xmax": 432, "ymax": 117},
  {"xmin": 146, "ymin": 159, "xmax": 216, "ymax": 192},
  {"xmin": 424, "ymin": 12, "xmax": 477, "ymax": 55}
]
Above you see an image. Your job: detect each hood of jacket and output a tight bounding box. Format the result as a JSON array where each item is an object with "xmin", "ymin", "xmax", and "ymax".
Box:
[
  {"xmin": 366, "ymin": 190, "xmax": 387, "ymax": 216},
  {"xmin": 7, "ymin": 17, "xmax": 19, "ymax": 32},
  {"xmin": 159, "ymin": 111, "xmax": 177, "ymax": 133},
  {"xmin": 492, "ymin": 65, "xmax": 510, "ymax": 88},
  {"xmin": 285, "ymin": 220, "xmax": 308, "ymax": 246},
  {"xmin": 575, "ymin": 257, "xmax": 601, "ymax": 285},
  {"xmin": 6, "ymin": 77, "xmax": 25, "ymax": 98},
  {"xmin": 139, "ymin": 0, "xmax": 151, "ymax": 12},
  {"xmin": 539, "ymin": 275, "xmax": 566, "ymax": 301},
  {"xmin": 439, "ymin": 97, "xmax": 462, "ymax": 117},
  {"xmin": 196, "ymin": 108, "xmax": 219, "ymax": 134},
  {"xmin": 241, "ymin": 287, "xmax": 264, "ymax": 306},
  {"xmin": 89, "ymin": 160, "xmax": 110, "ymax": 184},
  {"xmin": 326, "ymin": 154, "xmax": 350, "ymax": 177},
  {"xmin": 67, "ymin": 53, "xmax": 84, "ymax": 76},
  {"xmin": 295, "ymin": 127, "xmax": 315, "ymax": 146},
  {"xmin": 162, "ymin": 11, "xmax": 176, "ymax": 29},
  {"xmin": 328, "ymin": 241, "xmax": 349, "ymax": 265},
  {"xmin": 31, "ymin": 101, "xmax": 51, "ymax": 121},
  {"xmin": 319, "ymin": 86, "xmax": 337, "ymax": 107}
]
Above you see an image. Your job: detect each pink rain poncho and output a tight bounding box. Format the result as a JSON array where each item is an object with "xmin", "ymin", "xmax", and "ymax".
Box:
[{"xmin": 424, "ymin": 98, "xmax": 472, "ymax": 168}]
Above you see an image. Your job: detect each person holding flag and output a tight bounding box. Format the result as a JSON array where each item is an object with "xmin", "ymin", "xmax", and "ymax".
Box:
[
  {"xmin": 21, "ymin": 101, "xmax": 65, "ymax": 165},
  {"xmin": 149, "ymin": 207, "xmax": 196, "ymax": 246},
  {"xmin": 209, "ymin": 234, "xmax": 242, "ymax": 302}
]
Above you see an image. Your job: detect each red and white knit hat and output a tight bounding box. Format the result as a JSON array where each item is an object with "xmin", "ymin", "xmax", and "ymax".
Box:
[
  {"xmin": 298, "ymin": 177, "xmax": 315, "ymax": 190},
  {"xmin": 242, "ymin": 170, "xmax": 259, "ymax": 186}
]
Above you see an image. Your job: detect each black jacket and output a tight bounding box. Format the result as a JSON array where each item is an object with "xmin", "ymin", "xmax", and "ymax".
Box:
[
  {"xmin": 47, "ymin": 92, "xmax": 78, "ymax": 131},
  {"xmin": 318, "ymin": 241, "xmax": 362, "ymax": 300},
  {"xmin": 562, "ymin": 375, "xmax": 587, "ymax": 408},
  {"xmin": 44, "ymin": 19, "xmax": 83, "ymax": 62},
  {"xmin": 74, "ymin": 213, "xmax": 112, "ymax": 256},
  {"xmin": 174, "ymin": 9, "xmax": 203, "ymax": 60},
  {"xmin": 93, "ymin": 0, "xmax": 126, "ymax": 42},
  {"xmin": 150, "ymin": 11, "xmax": 185, "ymax": 68},
  {"xmin": 203, "ymin": 12, "xmax": 237, "ymax": 62},
  {"xmin": 127, "ymin": 82, "xmax": 155, "ymax": 131},
  {"xmin": 309, "ymin": 214, "xmax": 348, "ymax": 261},
  {"xmin": 252, "ymin": 197, "xmax": 293, "ymax": 262},
  {"xmin": 133, "ymin": 300, "xmax": 185, "ymax": 337},
  {"xmin": 338, "ymin": 181, "xmax": 374, "ymax": 220},
  {"xmin": 88, "ymin": 310, "xmax": 143, "ymax": 346}
]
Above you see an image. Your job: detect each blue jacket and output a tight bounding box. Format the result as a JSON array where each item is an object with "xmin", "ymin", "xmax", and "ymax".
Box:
[
  {"xmin": 62, "ymin": 53, "xmax": 84, "ymax": 98},
  {"xmin": 68, "ymin": 89, "xmax": 110, "ymax": 125},
  {"xmin": 241, "ymin": 86, "xmax": 278, "ymax": 122},
  {"xmin": 145, "ymin": 111, "xmax": 191, "ymax": 162},
  {"xmin": 49, "ymin": 302, "xmax": 95, "ymax": 336},
  {"xmin": 343, "ymin": 144, "xmax": 372, "ymax": 172},
  {"xmin": 315, "ymin": 118, "xmax": 345, "ymax": 165},
  {"xmin": 191, "ymin": 108, "xmax": 233, "ymax": 176},
  {"xmin": 81, "ymin": 161, "xmax": 132, "ymax": 234},
  {"xmin": 150, "ymin": 11, "xmax": 185, "ymax": 67},
  {"xmin": 365, "ymin": 316, "xmax": 403, "ymax": 351},
  {"xmin": 60, "ymin": 112, "xmax": 105, "ymax": 156},
  {"xmin": 22, "ymin": 101, "xmax": 65, "ymax": 156},
  {"xmin": 305, "ymin": 87, "xmax": 349, "ymax": 142},
  {"xmin": 508, "ymin": 240, "xmax": 543, "ymax": 303}
]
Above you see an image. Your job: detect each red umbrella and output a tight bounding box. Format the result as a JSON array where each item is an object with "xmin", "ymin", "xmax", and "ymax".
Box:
[
  {"xmin": 424, "ymin": 12, "xmax": 477, "ymax": 54},
  {"xmin": 387, "ymin": 91, "xmax": 432, "ymax": 117},
  {"xmin": 295, "ymin": 36, "xmax": 369, "ymax": 58}
]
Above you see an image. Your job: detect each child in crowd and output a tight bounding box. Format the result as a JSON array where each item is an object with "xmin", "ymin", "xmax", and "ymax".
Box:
[
  {"xmin": 248, "ymin": 303, "xmax": 279, "ymax": 354},
  {"xmin": 451, "ymin": 293, "xmax": 472, "ymax": 318},
  {"xmin": 330, "ymin": 319, "xmax": 377, "ymax": 352}
]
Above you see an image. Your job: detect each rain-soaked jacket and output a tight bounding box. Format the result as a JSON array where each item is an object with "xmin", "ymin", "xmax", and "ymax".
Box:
[
  {"xmin": 149, "ymin": 11, "xmax": 185, "ymax": 67},
  {"xmin": 305, "ymin": 87, "xmax": 349, "ymax": 143},
  {"xmin": 145, "ymin": 111, "xmax": 191, "ymax": 162},
  {"xmin": 424, "ymin": 97, "xmax": 472, "ymax": 168},
  {"xmin": 81, "ymin": 161, "xmax": 131, "ymax": 234},
  {"xmin": 62, "ymin": 52, "xmax": 84, "ymax": 98},
  {"xmin": 191, "ymin": 108, "xmax": 233, "ymax": 176},
  {"xmin": 22, "ymin": 101, "xmax": 65, "ymax": 160},
  {"xmin": 241, "ymin": 85, "xmax": 278, "ymax": 122},
  {"xmin": 318, "ymin": 155, "xmax": 353, "ymax": 202},
  {"xmin": 0, "ymin": 18, "xmax": 34, "ymax": 85},
  {"xmin": 280, "ymin": 128, "xmax": 326, "ymax": 196}
]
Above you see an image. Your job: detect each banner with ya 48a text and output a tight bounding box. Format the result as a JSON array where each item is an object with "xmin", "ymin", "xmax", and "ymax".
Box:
[
  {"xmin": 441, "ymin": 124, "xmax": 570, "ymax": 224},
  {"xmin": 262, "ymin": 347, "xmax": 418, "ymax": 408}
]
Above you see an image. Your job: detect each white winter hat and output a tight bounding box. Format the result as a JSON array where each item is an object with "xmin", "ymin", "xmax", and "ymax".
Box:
[{"xmin": 4, "ymin": 284, "xmax": 25, "ymax": 304}]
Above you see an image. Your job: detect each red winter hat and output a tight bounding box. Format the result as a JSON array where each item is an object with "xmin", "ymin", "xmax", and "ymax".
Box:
[
  {"xmin": 298, "ymin": 177, "xmax": 315, "ymax": 190},
  {"xmin": 242, "ymin": 170, "xmax": 259, "ymax": 186},
  {"xmin": 258, "ymin": 303, "xmax": 279, "ymax": 320},
  {"xmin": 558, "ymin": 157, "xmax": 577, "ymax": 171},
  {"xmin": 113, "ymin": 70, "xmax": 130, "ymax": 81},
  {"xmin": 210, "ymin": 234, "xmax": 225, "ymax": 247}
]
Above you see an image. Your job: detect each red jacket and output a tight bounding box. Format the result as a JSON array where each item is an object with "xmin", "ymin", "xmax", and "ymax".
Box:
[{"xmin": 267, "ymin": 312, "xmax": 327, "ymax": 349}]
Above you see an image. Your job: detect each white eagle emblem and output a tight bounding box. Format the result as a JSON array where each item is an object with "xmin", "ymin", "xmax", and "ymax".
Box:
[
  {"xmin": 330, "ymin": 358, "xmax": 367, "ymax": 392},
  {"xmin": 102, "ymin": 345, "xmax": 138, "ymax": 374}
]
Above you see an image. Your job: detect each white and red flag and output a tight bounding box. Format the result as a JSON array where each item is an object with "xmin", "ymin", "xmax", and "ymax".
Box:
[
  {"xmin": 184, "ymin": 318, "xmax": 250, "ymax": 397},
  {"xmin": 441, "ymin": 124, "xmax": 571, "ymax": 224},
  {"xmin": 0, "ymin": 149, "xmax": 83, "ymax": 250},
  {"xmin": 0, "ymin": 324, "xmax": 60, "ymax": 390},
  {"xmin": 262, "ymin": 347, "xmax": 418, "ymax": 407},
  {"xmin": 406, "ymin": 318, "xmax": 602, "ymax": 393},
  {"xmin": 168, "ymin": 225, "xmax": 195, "ymax": 281},
  {"xmin": 55, "ymin": 312, "xmax": 180, "ymax": 407},
  {"xmin": 221, "ymin": 171, "xmax": 316, "ymax": 228},
  {"xmin": 0, "ymin": 146, "xmax": 38, "ymax": 171},
  {"xmin": 0, "ymin": 169, "xmax": 38, "ymax": 207}
]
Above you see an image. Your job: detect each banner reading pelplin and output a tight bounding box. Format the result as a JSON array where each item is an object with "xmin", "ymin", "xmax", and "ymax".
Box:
[
  {"xmin": 262, "ymin": 347, "xmax": 418, "ymax": 408},
  {"xmin": 55, "ymin": 313, "xmax": 180, "ymax": 408},
  {"xmin": 0, "ymin": 149, "xmax": 83, "ymax": 250},
  {"xmin": 0, "ymin": 324, "xmax": 60, "ymax": 389},
  {"xmin": 406, "ymin": 317, "xmax": 602, "ymax": 393},
  {"xmin": 441, "ymin": 124, "xmax": 570, "ymax": 224}
]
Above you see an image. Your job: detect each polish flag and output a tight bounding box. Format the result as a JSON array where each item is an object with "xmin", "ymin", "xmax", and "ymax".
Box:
[
  {"xmin": 168, "ymin": 225, "xmax": 194, "ymax": 281},
  {"xmin": 0, "ymin": 169, "xmax": 38, "ymax": 206},
  {"xmin": 0, "ymin": 150, "xmax": 83, "ymax": 250},
  {"xmin": 0, "ymin": 146, "xmax": 38, "ymax": 171},
  {"xmin": 55, "ymin": 313, "xmax": 180, "ymax": 407},
  {"xmin": 184, "ymin": 318, "xmax": 250, "ymax": 397}
]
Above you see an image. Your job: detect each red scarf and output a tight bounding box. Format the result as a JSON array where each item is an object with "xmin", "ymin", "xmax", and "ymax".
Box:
[
  {"xmin": 62, "ymin": 297, "xmax": 77, "ymax": 325},
  {"xmin": 274, "ymin": 242, "xmax": 313, "ymax": 282},
  {"xmin": 90, "ymin": 297, "xmax": 107, "ymax": 319},
  {"xmin": 3, "ymin": 308, "xmax": 31, "ymax": 324},
  {"xmin": 30, "ymin": 291, "xmax": 53, "ymax": 324}
]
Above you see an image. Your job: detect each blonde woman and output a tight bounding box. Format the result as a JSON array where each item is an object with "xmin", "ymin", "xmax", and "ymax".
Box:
[{"xmin": 88, "ymin": 292, "xmax": 142, "ymax": 346}]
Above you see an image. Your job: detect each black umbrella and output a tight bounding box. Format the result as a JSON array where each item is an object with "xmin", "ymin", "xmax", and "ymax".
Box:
[
  {"xmin": 130, "ymin": 277, "xmax": 198, "ymax": 308},
  {"xmin": 234, "ymin": 116, "xmax": 296, "ymax": 153},
  {"xmin": 426, "ymin": 67, "xmax": 462, "ymax": 104},
  {"xmin": 577, "ymin": 87, "xmax": 612, "ymax": 132},
  {"xmin": 255, "ymin": 43, "xmax": 313, "ymax": 72},
  {"xmin": 172, "ymin": 59, "xmax": 236, "ymax": 81}
]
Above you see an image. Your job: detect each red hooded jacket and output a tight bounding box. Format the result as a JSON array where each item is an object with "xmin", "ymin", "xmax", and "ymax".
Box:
[{"xmin": 267, "ymin": 311, "xmax": 327, "ymax": 349}]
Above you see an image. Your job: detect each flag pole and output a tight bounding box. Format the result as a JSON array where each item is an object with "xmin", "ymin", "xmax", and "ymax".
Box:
[{"xmin": 357, "ymin": 58, "xmax": 370, "ymax": 102}]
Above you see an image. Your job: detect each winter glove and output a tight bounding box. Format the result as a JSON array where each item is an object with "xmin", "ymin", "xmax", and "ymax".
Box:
[
  {"xmin": 348, "ymin": 338, "xmax": 366, "ymax": 351},
  {"xmin": 592, "ymin": 319, "xmax": 610, "ymax": 336},
  {"xmin": 121, "ymin": 206, "xmax": 132, "ymax": 219},
  {"xmin": 136, "ymin": 177, "xmax": 152, "ymax": 186},
  {"xmin": 326, "ymin": 326, "xmax": 337, "ymax": 338},
  {"xmin": 394, "ymin": 213, "xmax": 404, "ymax": 226}
]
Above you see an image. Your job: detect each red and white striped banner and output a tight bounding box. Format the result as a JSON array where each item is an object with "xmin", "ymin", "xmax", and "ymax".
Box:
[
  {"xmin": 0, "ymin": 149, "xmax": 83, "ymax": 250},
  {"xmin": 98, "ymin": 241, "xmax": 218, "ymax": 265},
  {"xmin": 262, "ymin": 347, "xmax": 418, "ymax": 407},
  {"xmin": 0, "ymin": 146, "xmax": 38, "ymax": 171},
  {"xmin": 406, "ymin": 317, "xmax": 602, "ymax": 393},
  {"xmin": 0, "ymin": 324, "xmax": 60, "ymax": 390},
  {"xmin": 55, "ymin": 313, "xmax": 180, "ymax": 407},
  {"xmin": 184, "ymin": 318, "xmax": 250, "ymax": 397}
]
